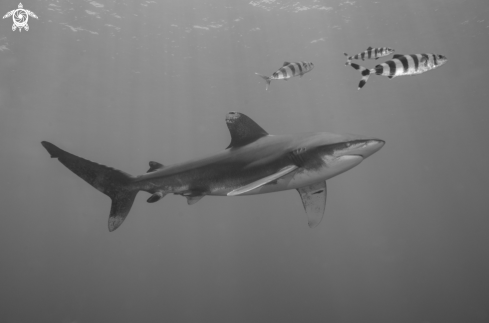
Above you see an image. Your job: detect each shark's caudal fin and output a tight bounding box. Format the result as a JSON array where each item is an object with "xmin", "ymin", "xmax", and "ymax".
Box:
[
  {"xmin": 41, "ymin": 141, "xmax": 138, "ymax": 232},
  {"xmin": 345, "ymin": 61, "xmax": 371, "ymax": 90},
  {"xmin": 255, "ymin": 73, "xmax": 271, "ymax": 90}
]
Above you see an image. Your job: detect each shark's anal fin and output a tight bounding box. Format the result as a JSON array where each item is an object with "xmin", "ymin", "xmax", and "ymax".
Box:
[
  {"xmin": 297, "ymin": 181, "xmax": 327, "ymax": 228},
  {"xmin": 225, "ymin": 112, "xmax": 269, "ymax": 149},
  {"xmin": 147, "ymin": 161, "xmax": 164, "ymax": 173},
  {"xmin": 227, "ymin": 165, "xmax": 298, "ymax": 196}
]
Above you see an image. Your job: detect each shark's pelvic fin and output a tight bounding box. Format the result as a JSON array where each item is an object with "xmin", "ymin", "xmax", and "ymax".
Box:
[
  {"xmin": 147, "ymin": 161, "xmax": 164, "ymax": 173},
  {"xmin": 297, "ymin": 181, "xmax": 327, "ymax": 228},
  {"xmin": 227, "ymin": 165, "xmax": 298, "ymax": 196},
  {"xmin": 225, "ymin": 112, "xmax": 269, "ymax": 149},
  {"xmin": 185, "ymin": 195, "xmax": 205, "ymax": 205},
  {"xmin": 41, "ymin": 141, "xmax": 138, "ymax": 232},
  {"xmin": 147, "ymin": 190, "xmax": 166, "ymax": 203}
]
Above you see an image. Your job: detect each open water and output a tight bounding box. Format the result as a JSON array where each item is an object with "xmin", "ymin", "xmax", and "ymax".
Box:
[{"xmin": 1, "ymin": 0, "xmax": 489, "ymax": 322}]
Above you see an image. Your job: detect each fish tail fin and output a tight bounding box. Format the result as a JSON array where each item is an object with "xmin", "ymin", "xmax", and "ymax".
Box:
[
  {"xmin": 256, "ymin": 73, "xmax": 271, "ymax": 90},
  {"xmin": 346, "ymin": 62, "xmax": 371, "ymax": 90},
  {"xmin": 344, "ymin": 53, "xmax": 352, "ymax": 64},
  {"xmin": 41, "ymin": 141, "xmax": 139, "ymax": 232}
]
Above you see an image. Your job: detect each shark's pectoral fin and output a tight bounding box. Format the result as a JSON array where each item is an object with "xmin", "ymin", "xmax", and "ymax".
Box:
[
  {"xmin": 227, "ymin": 165, "xmax": 298, "ymax": 196},
  {"xmin": 297, "ymin": 181, "xmax": 327, "ymax": 228},
  {"xmin": 147, "ymin": 161, "xmax": 164, "ymax": 173}
]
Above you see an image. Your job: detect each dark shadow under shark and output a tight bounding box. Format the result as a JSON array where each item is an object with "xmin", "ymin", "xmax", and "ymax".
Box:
[{"xmin": 41, "ymin": 112, "xmax": 385, "ymax": 232}]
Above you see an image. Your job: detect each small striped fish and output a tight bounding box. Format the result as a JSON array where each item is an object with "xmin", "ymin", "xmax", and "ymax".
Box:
[
  {"xmin": 256, "ymin": 61, "xmax": 314, "ymax": 90},
  {"xmin": 344, "ymin": 47, "xmax": 395, "ymax": 62},
  {"xmin": 346, "ymin": 53, "xmax": 448, "ymax": 89}
]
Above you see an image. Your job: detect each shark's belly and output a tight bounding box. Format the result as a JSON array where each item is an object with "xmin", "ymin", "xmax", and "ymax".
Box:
[{"xmin": 234, "ymin": 155, "xmax": 364, "ymax": 196}]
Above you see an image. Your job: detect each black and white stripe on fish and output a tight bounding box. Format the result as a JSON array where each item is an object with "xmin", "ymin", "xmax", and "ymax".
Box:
[
  {"xmin": 346, "ymin": 53, "xmax": 447, "ymax": 89},
  {"xmin": 256, "ymin": 61, "xmax": 314, "ymax": 90},
  {"xmin": 344, "ymin": 47, "xmax": 395, "ymax": 63}
]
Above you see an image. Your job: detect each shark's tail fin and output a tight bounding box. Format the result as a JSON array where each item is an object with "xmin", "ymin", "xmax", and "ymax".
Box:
[
  {"xmin": 41, "ymin": 141, "xmax": 138, "ymax": 232},
  {"xmin": 344, "ymin": 52, "xmax": 352, "ymax": 63},
  {"xmin": 255, "ymin": 73, "xmax": 271, "ymax": 90},
  {"xmin": 345, "ymin": 61, "xmax": 371, "ymax": 90}
]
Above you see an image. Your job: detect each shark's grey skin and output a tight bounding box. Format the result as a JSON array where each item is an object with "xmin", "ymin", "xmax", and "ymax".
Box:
[{"xmin": 41, "ymin": 112, "xmax": 384, "ymax": 232}]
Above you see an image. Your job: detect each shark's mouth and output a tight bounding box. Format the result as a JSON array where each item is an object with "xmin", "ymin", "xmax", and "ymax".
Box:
[{"xmin": 347, "ymin": 154, "xmax": 366, "ymax": 159}]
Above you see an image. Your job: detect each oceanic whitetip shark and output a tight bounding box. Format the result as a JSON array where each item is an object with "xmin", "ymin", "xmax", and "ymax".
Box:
[{"xmin": 41, "ymin": 112, "xmax": 385, "ymax": 232}]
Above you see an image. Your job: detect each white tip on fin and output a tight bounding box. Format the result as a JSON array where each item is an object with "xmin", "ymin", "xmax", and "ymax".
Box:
[{"xmin": 297, "ymin": 181, "xmax": 327, "ymax": 228}]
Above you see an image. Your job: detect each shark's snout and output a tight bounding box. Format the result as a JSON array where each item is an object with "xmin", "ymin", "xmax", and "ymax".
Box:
[
  {"xmin": 334, "ymin": 138, "xmax": 385, "ymax": 159},
  {"xmin": 359, "ymin": 139, "xmax": 385, "ymax": 158}
]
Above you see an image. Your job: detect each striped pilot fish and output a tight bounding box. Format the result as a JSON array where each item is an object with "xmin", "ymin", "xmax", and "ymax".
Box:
[
  {"xmin": 256, "ymin": 61, "xmax": 314, "ymax": 90},
  {"xmin": 346, "ymin": 53, "xmax": 448, "ymax": 89},
  {"xmin": 344, "ymin": 46, "xmax": 395, "ymax": 62}
]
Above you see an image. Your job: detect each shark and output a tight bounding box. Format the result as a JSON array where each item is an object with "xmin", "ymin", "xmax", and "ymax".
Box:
[{"xmin": 41, "ymin": 112, "xmax": 385, "ymax": 232}]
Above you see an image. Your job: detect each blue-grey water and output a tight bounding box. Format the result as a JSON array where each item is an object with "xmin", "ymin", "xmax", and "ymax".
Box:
[{"xmin": 1, "ymin": 1, "xmax": 489, "ymax": 322}]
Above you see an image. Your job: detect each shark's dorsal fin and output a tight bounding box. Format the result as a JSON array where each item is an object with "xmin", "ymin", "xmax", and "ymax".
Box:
[
  {"xmin": 283, "ymin": 61, "xmax": 291, "ymax": 66},
  {"xmin": 147, "ymin": 161, "xmax": 164, "ymax": 173},
  {"xmin": 392, "ymin": 54, "xmax": 404, "ymax": 59},
  {"xmin": 227, "ymin": 165, "xmax": 298, "ymax": 196},
  {"xmin": 297, "ymin": 181, "xmax": 327, "ymax": 228},
  {"xmin": 225, "ymin": 112, "xmax": 269, "ymax": 149},
  {"xmin": 367, "ymin": 46, "xmax": 373, "ymax": 50}
]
